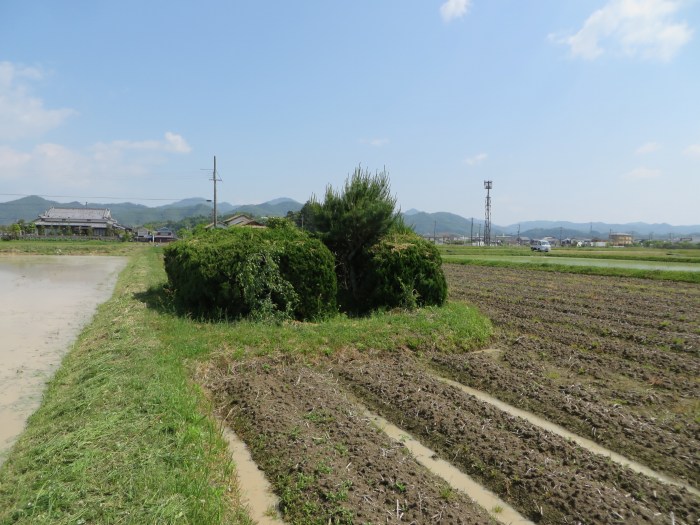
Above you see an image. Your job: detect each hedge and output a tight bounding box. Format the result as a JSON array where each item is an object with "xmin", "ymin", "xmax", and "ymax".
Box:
[
  {"xmin": 163, "ymin": 225, "xmax": 337, "ymax": 322},
  {"xmin": 361, "ymin": 232, "xmax": 447, "ymax": 312}
]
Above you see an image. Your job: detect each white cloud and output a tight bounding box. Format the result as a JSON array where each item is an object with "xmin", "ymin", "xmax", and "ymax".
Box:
[
  {"xmin": 552, "ymin": 0, "xmax": 693, "ymax": 61},
  {"xmin": 359, "ymin": 138, "xmax": 389, "ymax": 147},
  {"xmin": 440, "ymin": 0, "xmax": 472, "ymax": 22},
  {"xmin": 623, "ymin": 166, "xmax": 662, "ymax": 179},
  {"xmin": 683, "ymin": 143, "xmax": 700, "ymax": 157},
  {"xmin": 465, "ymin": 152, "xmax": 487, "ymax": 166},
  {"xmin": 0, "ymin": 145, "xmax": 31, "ymax": 171},
  {"xmin": 92, "ymin": 132, "xmax": 191, "ymax": 160},
  {"xmin": 0, "ymin": 61, "xmax": 76, "ymax": 140},
  {"xmin": 635, "ymin": 141, "xmax": 660, "ymax": 154},
  {"xmin": 164, "ymin": 132, "xmax": 191, "ymax": 153},
  {"xmin": 0, "ymin": 132, "xmax": 193, "ymax": 191},
  {"xmin": 0, "ymin": 143, "xmax": 91, "ymax": 187}
]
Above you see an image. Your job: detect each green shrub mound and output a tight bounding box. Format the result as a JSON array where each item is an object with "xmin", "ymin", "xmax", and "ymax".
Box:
[
  {"xmin": 163, "ymin": 223, "xmax": 337, "ymax": 321},
  {"xmin": 361, "ymin": 232, "xmax": 448, "ymax": 312}
]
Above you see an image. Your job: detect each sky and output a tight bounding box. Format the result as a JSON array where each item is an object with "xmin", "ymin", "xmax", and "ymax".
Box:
[{"xmin": 1, "ymin": 0, "xmax": 699, "ymax": 226}]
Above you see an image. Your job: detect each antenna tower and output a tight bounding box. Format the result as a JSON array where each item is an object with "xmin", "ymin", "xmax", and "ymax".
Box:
[{"xmin": 483, "ymin": 180, "xmax": 492, "ymax": 246}]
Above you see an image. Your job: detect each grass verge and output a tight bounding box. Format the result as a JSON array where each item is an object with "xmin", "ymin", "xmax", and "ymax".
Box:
[
  {"xmin": 439, "ymin": 245, "xmax": 700, "ymax": 263},
  {"xmin": 446, "ymin": 257, "xmax": 700, "ymax": 284},
  {"xmin": 0, "ymin": 239, "xmax": 147, "ymax": 256}
]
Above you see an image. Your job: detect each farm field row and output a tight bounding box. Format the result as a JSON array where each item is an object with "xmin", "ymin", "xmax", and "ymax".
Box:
[
  {"xmin": 205, "ymin": 264, "xmax": 699, "ymax": 524},
  {"xmin": 440, "ymin": 254, "xmax": 700, "ymax": 272},
  {"xmin": 439, "ymin": 246, "xmax": 700, "ymax": 263}
]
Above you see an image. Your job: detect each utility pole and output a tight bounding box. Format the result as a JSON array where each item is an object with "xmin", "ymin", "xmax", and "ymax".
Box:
[
  {"xmin": 470, "ymin": 217, "xmax": 474, "ymax": 246},
  {"xmin": 211, "ymin": 156, "xmax": 221, "ymax": 228},
  {"xmin": 433, "ymin": 220, "xmax": 437, "ymax": 244}
]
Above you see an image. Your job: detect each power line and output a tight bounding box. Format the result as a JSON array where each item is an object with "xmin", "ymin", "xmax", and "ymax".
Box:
[{"xmin": 0, "ymin": 193, "xmax": 196, "ymax": 202}]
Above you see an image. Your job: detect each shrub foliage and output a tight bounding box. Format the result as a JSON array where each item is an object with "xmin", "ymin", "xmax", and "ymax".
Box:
[
  {"xmin": 304, "ymin": 166, "xmax": 447, "ymax": 314},
  {"xmin": 163, "ymin": 223, "xmax": 337, "ymax": 321},
  {"xmin": 363, "ymin": 232, "xmax": 448, "ymax": 311}
]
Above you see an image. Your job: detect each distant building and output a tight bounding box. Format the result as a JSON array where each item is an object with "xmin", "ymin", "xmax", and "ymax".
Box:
[
  {"xmin": 135, "ymin": 227, "xmax": 152, "ymax": 242},
  {"xmin": 205, "ymin": 213, "xmax": 266, "ymax": 229},
  {"xmin": 609, "ymin": 232, "xmax": 633, "ymax": 246},
  {"xmin": 153, "ymin": 227, "xmax": 177, "ymax": 243},
  {"xmin": 35, "ymin": 207, "xmax": 126, "ymax": 237}
]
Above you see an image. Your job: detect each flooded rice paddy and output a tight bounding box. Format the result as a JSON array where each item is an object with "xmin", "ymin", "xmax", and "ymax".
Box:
[{"xmin": 0, "ymin": 255, "xmax": 126, "ymax": 464}]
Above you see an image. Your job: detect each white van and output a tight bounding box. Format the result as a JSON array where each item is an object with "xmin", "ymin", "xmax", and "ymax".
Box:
[{"xmin": 531, "ymin": 240, "xmax": 551, "ymax": 252}]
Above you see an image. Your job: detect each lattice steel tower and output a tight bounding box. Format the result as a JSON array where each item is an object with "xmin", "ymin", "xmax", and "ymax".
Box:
[{"xmin": 483, "ymin": 180, "xmax": 492, "ymax": 246}]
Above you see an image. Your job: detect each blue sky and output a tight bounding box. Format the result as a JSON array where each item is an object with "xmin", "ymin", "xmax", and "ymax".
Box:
[{"xmin": 1, "ymin": 0, "xmax": 699, "ymax": 226}]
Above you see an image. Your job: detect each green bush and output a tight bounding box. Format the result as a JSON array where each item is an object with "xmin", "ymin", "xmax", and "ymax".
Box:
[
  {"xmin": 361, "ymin": 232, "xmax": 447, "ymax": 312},
  {"xmin": 163, "ymin": 225, "xmax": 337, "ymax": 322},
  {"xmin": 304, "ymin": 167, "xmax": 402, "ymax": 312}
]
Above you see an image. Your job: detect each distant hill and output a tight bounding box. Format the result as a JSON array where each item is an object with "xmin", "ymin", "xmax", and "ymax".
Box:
[
  {"xmin": 402, "ymin": 211, "xmax": 486, "ymax": 237},
  {"xmin": 502, "ymin": 220, "xmax": 700, "ymax": 238},
  {"xmin": 1, "ymin": 196, "xmax": 697, "ymax": 236},
  {"xmin": 0, "ymin": 196, "xmax": 54, "ymax": 224},
  {"xmin": 232, "ymin": 199, "xmax": 302, "ymax": 218},
  {"xmin": 0, "ymin": 195, "xmax": 302, "ymax": 227},
  {"xmin": 402, "ymin": 211, "xmax": 700, "ymax": 238}
]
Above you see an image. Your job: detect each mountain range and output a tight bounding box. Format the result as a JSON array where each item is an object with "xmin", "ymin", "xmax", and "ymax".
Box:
[
  {"xmin": 1, "ymin": 195, "xmax": 698, "ymax": 239},
  {"xmin": 0, "ymin": 196, "xmax": 302, "ymax": 228}
]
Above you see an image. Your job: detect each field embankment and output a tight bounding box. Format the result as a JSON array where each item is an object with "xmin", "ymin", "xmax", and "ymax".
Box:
[{"xmin": 0, "ymin": 239, "xmax": 148, "ymax": 256}]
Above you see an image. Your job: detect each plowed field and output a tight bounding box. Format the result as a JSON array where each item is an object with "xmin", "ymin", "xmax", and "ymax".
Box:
[{"xmin": 205, "ymin": 264, "xmax": 699, "ymax": 524}]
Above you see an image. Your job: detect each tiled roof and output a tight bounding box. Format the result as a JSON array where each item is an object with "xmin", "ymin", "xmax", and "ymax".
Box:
[
  {"xmin": 224, "ymin": 214, "xmax": 263, "ymax": 226},
  {"xmin": 40, "ymin": 207, "xmax": 112, "ymax": 220}
]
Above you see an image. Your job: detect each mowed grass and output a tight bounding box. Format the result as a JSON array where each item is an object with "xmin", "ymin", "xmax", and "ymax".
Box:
[
  {"xmin": 0, "ymin": 239, "xmax": 148, "ymax": 256},
  {"xmin": 0, "ymin": 245, "xmax": 492, "ymax": 524},
  {"xmin": 439, "ymin": 245, "xmax": 700, "ymax": 262},
  {"xmin": 438, "ymin": 245, "xmax": 700, "ymax": 284}
]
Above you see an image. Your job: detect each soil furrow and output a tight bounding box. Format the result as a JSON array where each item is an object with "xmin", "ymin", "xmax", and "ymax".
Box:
[
  {"xmin": 332, "ymin": 351, "xmax": 699, "ymax": 525},
  {"xmin": 204, "ymin": 357, "xmax": 498, "ymax": 524}
]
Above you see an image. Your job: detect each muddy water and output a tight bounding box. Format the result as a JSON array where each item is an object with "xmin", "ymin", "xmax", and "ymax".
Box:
[
  {"xmin": 436, "ymin": 375, "xmax": 700, "ymax": 497},
  {"xmin": 0, "ymin": 255, "xmax": 126, "ymax": 464},
  {"xmin": 364, "ymin": 410, "xmax": 533, "ymax": 524},
  {"xmin": 221, "ymin": 426, "xmax": 281, "ymax": 524}
]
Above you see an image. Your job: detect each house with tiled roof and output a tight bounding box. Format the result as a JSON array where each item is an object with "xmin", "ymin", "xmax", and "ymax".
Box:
[
  {"xmin": 35, "ymin": 207, "xmax": 126, "ymax": 237},
  {"xmin": 205, "ymin": 213, "xmax": 265, "ymax": 229}
]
